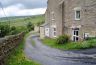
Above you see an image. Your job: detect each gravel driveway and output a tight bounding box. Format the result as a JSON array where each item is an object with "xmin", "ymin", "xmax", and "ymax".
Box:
[{"xmin": 24, "ymin": 34, "xmax": 96, "ymax": 65}]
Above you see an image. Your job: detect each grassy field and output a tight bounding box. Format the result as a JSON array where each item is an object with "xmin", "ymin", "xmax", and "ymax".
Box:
[
  {"xmin": 42, "ymin": 38, "xmax": 96, "ymax": 50},
  {"xmin": 0, "ymin": 15, "xmax": 44, "ymax": 37},
  {"xmin": 0, "ymin": 15, "xmax": 44, "ymax": 27},
  {"xmin": 5, "ymin": 33, "xmax": 41, "ymax": 65}
]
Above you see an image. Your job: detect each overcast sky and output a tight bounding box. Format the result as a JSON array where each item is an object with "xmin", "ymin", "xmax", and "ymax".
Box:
[{"xmin": 0, "ymin": 0, "xmax": 47, "ymax": 17}]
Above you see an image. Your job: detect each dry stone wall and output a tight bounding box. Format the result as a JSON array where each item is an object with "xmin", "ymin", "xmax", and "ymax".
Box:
[{"xmin": 0, "ymin": 32, "xmax": 24, "ymax": 65}]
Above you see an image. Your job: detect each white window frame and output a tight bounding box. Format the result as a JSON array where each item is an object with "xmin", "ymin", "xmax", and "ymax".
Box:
[
  {"xmin": 74, "ymin": 7, "xmax": 81, "ymax": 21},
  {"xmin": 83, "ymin": 33, "xmax": 89, "ymax": 39},
  {"xmin": 53, "ymin": 27, "xmax": 57, "ymax": 37},
  {"xmin": 45, "ymin": 28, "xmax": 49, "ymax": 37},
  {"xmin": 75, "ymin": 10, "xmax": 80, "ymax": 20},
  {"xmin": 51, "ymin": 11, "xmax": 55, "ymax": 21},
  {"xmin": 72, "ymin": 29, "xmax": 79, "ymax": 42}
]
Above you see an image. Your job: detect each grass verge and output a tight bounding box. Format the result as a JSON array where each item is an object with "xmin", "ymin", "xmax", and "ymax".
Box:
[
  {"xmin": 42, "ymin": 38, "xmax": 96, "ymax": 50},
  {"xmin": 5, "ymin": 33, "xmax": 41, "ymax": 65},
  {"xmin": 31, "ymin": 39, "xmax": 36, "ymax": 46}
]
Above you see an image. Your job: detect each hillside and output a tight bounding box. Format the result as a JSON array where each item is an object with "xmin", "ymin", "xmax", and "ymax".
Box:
[{"xmin": 0, "ymin": 15, "xmax": 45, "ymax": 27}]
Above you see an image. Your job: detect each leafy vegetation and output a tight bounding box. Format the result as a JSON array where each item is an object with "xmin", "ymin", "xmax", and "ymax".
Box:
[
  {"xmin": 0, "ymin": 24, "xmax": 10, "ymax": 37},
  {"xmin": 31, "ymin": 39, "xmax": 36, "ymax": 46},
  {"xmin": 36, "ymin": 21, "xmax": 45, "ymax": 26},
  {"xmin": 56, "ymin": 35, "xmax": 70, "ymax": 44},
  {"xmin": 0, "ymin": 15, "xmax": 44, "ymax": 37},
  {"xmin": 27, "ymin": 22, "xmax": 34, "ymax": 31},
  {"xmin": 5, "ymin": 33, "xmax": 41, "ymax": 65},
  {"xmin": 0, "ymin": 24, "xmax": 27, "ymax": 37},
  {"xmin": 42, "ymin": 38, "xmax": 96, "ymax": 50}
]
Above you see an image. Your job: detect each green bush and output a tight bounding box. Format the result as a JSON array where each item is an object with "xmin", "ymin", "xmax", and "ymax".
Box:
[
  {"xmin": 56, "ymin": 35, "xmax": 70, "ymax": 44},
  {"xmin": 36, "ymin": 21, "xmax": 45, "ymax": 26},
  {"xmin": 0, "ymin": 24, "xmax": 10, "ymax": 37},
  {"xmin": 11, "ymin": 26, "xmax": 16, "ymax": 31},
  {"xmin": 86, "ymin": 37, "xmax": 96, "ymax": 40},
  {"xmin": 10, "ymin": 26, "xmax": 17, "ymax": 35},
  {"xmin": 17, "ymin": 26, "xmax": 28, "ymax": 33},
  {"xmin": 9, "ymin": 26, "xmax": 28, "ymax": 35},
  {"xmin": 27, "ymin": 22, "xmax": 34, "ymax": 31}
]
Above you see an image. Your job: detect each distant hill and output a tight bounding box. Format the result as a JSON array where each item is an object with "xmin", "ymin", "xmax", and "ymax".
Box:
[
  {"xmin": 0, "ymin": 15, "xmax": 44, "ymax": 22},
  {"xmin": 0, "ymin": 15, "xmax": 45, "ymax": 27}
]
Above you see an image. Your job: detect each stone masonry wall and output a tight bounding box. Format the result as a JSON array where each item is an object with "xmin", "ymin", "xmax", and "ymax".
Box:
[
  {"xmin": 0, "ymin": 32, "xmax": 24, "ymax": 65},
  {"xmin": 47, "ymin": 0, "xmax": 63, "ymax": 38},
  {"xmin": 63, "ymin": 0, "xmax": 96, "ymax": 40}
]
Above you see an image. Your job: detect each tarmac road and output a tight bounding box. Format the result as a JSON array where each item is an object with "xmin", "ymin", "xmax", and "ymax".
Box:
[{"xmin": 24, "ymin": 35, "xmax": 96, "ymax": 65}]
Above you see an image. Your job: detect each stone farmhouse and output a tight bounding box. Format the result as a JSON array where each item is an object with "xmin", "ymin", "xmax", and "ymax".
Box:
[{"xmin": 40, "ymin": 0, "xmax": 96, "ymax": 41}]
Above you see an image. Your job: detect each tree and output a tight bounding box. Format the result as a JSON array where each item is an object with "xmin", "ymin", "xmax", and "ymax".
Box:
[
  {"xmin": 0, "ymin": 24, "xmax": 10, "ymax": 37},
  {"xmin": 36, "ymin": 21, "xmax": 45, "ymax": 26},
  {"xmin": 10, "ymin": 26, "xmax": 17, "ymax": 35},
  {"xmin": 27, "ymin": 22, "xmax": 34, "ymax": 31}
]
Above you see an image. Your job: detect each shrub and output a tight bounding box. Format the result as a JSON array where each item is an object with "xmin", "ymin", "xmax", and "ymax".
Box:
[
  {"xmin": 10, "ymin": 26, "xmax": 28, "ymax": 35},
  {"xmin": 0, "ymin": 24, "xmax": 10, "ymax": 37},
  {"xmin": 17, "ymin": 26, "xmax": 28, "ymax": 33},
  {"xmin": 27, "ymin": 22, "xmax": 34, "ymax": 31},
  {"xmin": 10, "ymin": 26, "xmax": 16, "ymax": 35},
  {"xmin": 11, "ymin": 26, "xmax": 16, "ymax": 31},
  {"xmin": 87, "ymin": 37, "xmax": 96, "ymax": 40},
  {"xmin": 36, "ymin": 21, "xmax": 45, "ymax": 26},
  {"xmin": 56, "ymin": 35, "xmax": 70, "ymax": 44}
]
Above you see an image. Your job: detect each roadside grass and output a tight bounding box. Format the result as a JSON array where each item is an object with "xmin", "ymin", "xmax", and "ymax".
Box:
[
  {"xmin": 5, "ymin": 33, "xmax": 41, "ymax": 65},
  {"xmin": 31, "ymin": 39, "xmax": 36, "ymax": 46},
  {"xmin": 42, "ymin": 38, "xmax": 96, "ymax": 50},
  {"xmin": 27, "ymin": 31, "xmax": 38, "ymax": 47},
  {"xmin": 26, "ymin": 31, "xmax": 36, "ymax": 46}
]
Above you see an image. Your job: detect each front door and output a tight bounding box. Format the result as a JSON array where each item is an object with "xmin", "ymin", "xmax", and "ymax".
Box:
[
  {"xmin": 52, "ymin": 27, "xmax": 56, "ymax": 37},
  {"xmin": 72, "ymin": 29, "xmax": 79, "ymax": 42},
  {"xmin": 45, "ymin": 28, "xmax": 49, "ymax": 37}
]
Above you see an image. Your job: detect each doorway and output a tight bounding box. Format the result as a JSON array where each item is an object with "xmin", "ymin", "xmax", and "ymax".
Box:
[
  {"xmin": 72, "ymin": 29, "xmax": 79, "ymax": 42},
  {"xmin": 45, "ymin": 28, "xmax": 49, "ymax": 37}
]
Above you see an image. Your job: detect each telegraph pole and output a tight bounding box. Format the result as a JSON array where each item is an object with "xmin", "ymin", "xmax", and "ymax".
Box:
[{"xmin": 0, "ymin": 2, "xmax": 10, "ymax": 27}]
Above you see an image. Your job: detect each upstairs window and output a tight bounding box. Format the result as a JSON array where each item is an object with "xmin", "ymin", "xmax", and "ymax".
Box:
[
  {"xmin": 75, "ymin": 10, "xmax": 80, "ymax": 20},
  {"xmin": 51, "ymin": 11, "xmax": 55, "ymax": 21},
  {"xmin": 74, "ymin": 7, "xmax": 81, "ymax": 20}
]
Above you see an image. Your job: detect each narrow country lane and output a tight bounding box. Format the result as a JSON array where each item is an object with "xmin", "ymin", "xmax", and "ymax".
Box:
[{"xmin": 24, "ymin": 34, "xmax": 96, "ymax": 65}]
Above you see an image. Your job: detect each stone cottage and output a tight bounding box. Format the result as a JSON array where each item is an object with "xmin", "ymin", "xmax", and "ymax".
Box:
[{"xmin": 40, "ymin": 0, "xmax": 96, "ymax": 41}]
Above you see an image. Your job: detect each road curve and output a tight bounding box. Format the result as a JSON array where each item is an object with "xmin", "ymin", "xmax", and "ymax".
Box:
[{"xmin": 24, "ymin": 34, "xmax": 96, "ymax": 65}]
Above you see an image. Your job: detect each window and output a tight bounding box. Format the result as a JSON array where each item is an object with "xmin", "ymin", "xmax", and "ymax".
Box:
[
  {"xmin": 45, "ymin": 28, "xmax": 49, "ymax": 37},
  {"xmin": 51, "ymin": 11, "xmax": 55, "ymax": 21},
  {"xmin": 84, "ymin": 33, "xmax": 89, "ymax": 39},
  {"xmin": 54, "ymin": 28, "xmax": 56, "ymax": 31},
  {"xmin": 72, "ymin": 30, "xmax": 79, "ymax": 42},
  {"xmin": 75, "ymin": 10, "xmax": 80, "ymax": 20},
  {"xmin": 53, "ymin": 28, "xmax": 56, "ymax": 37},
  {"xmin": 74, "ymin": 30, "xmax": 78, "ymax": 36}
]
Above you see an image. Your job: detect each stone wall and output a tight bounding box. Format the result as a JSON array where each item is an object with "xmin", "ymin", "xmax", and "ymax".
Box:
[
  {"xmin": 46, "ymin": 0, "xmax": 63, "ymax": 38},
  {"xmin": 63, "ymin": 0, "xmax": 96, "ymax": 40},
  {"xmin": 0, "ymin": 32, "xmax": 24, "ymax": 65},
  {"xmin": 46, "ymin": 0, "xmax": 96, "ymax": 40}
]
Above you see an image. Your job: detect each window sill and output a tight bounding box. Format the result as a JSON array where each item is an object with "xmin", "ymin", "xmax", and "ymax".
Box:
[
  {"xmin": 52, "ymin": 19, "xmax": 55, "ymax": 21},
  {"xmin": 75, "ymin": 19, "xmax": 80, "ymax": 21}
]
